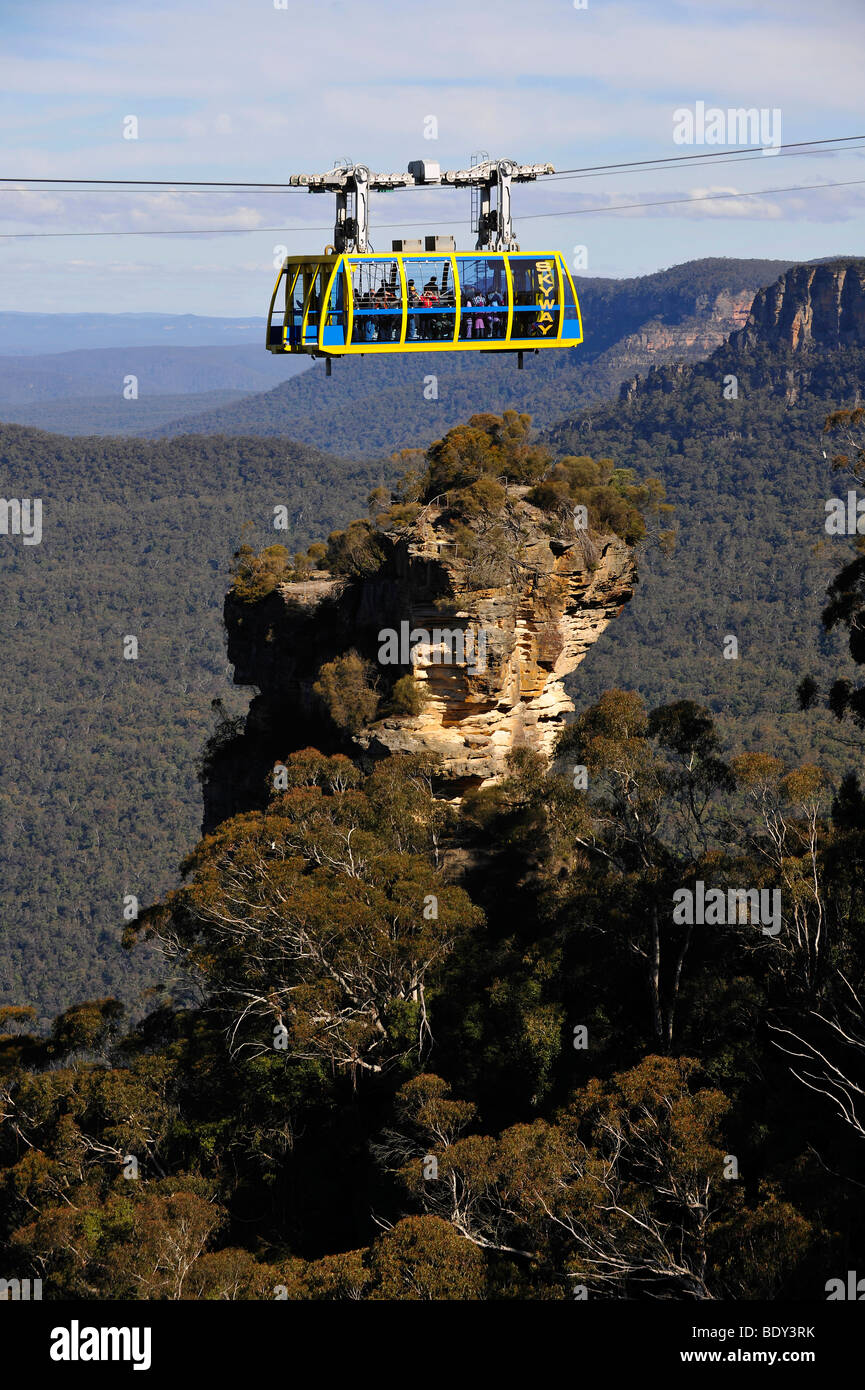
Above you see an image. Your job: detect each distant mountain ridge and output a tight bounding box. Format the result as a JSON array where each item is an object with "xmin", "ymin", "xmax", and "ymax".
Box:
[
  {"xmin": 0, "ymin": 344, "xmax": 302, "ymax": 404},
  {"xmin": 0, "ymin": 342, "xmax": 308, "ymax": 436},
  {"xmin": 542, "ymin": 256, "xmax": 865, "ymax": 768},
  {"xmin": 149, "ymin": 258, "xmax": 795, "ymax": 456},
  {"xmin": 0, "ymin": 312, "xmax": 265, "ymax": 354},
  {"xmin": 618, "ymin": 257, "xmax": 865, "ymax": 404},
  {"xmin": 0, "ymin": 390, "xmax": 253, "ymax": 437}
]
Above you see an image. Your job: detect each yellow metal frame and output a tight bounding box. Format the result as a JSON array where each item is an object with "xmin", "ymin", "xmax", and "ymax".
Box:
[
  {"xmin": 503, "ymin": 257, "xmax": 515, "ymax": 341},
  {"xmin": 267, "ymin": 261, "xmax": 297, "ymax": 351},
  {"xmin": 300, "ymin": 264, "xmax": 326, "ymax": 346},
  {"xmin": 267, "ymin": 266, "xmax": 285, "ymax": 349},
  {"xmin": 561, "ymin": 256, "xmax": 584, "ymax": 343},
  {"xmin": 319, "ymin": 259, "xmax": 342, "ymax": 354},
  {"xmin": 266, "ymin": 251, "xmax": 583, "ymax": 356}
]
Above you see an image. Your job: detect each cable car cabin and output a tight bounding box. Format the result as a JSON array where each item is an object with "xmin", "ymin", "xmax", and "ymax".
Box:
[{"xmin": 266, "ymin": 251, "xmax": 583, "ymax": 358}]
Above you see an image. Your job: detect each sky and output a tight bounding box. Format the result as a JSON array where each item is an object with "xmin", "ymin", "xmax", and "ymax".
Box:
[{"xmin": 1, "ymin": 0, "xmax": 864, "ymax": 315}]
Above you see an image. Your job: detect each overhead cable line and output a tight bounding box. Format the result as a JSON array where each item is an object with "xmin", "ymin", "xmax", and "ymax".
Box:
[
  {"xmin": 1, "ymin": 134, "xmax": 862, "ymax": 192},
  {"xmin": 551, "ymin": 134, "xmax": 865, "ymax": 177},
  {"xmin": 525, "ymin": 177, "xmax": 865, "ymax": 219},
  {"xmin": 1, "ymin": 176, "xmax": 863, "ymax": 240},
  {"xmin": 4, "ymin": 141, "xmax": 864, "ymax": 198},
  {"xmin": 547, "ymin": 143, "xmax": 865, "ymax": 183}
]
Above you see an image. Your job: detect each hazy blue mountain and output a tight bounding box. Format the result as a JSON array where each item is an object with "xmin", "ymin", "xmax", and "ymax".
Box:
[
  {"xmin": 0, "ymin": 312, "xmax": 266, "ymax": 354},
  {"xmin": 0, "ymin": 341, "xmax": 310, "ymax": 436},
  {"xmin": 0, "ymin": 390, "xmax": 253, "ymax": 436},
  {"xmin": 0, "ymin": 344, "xmax": 305, "ymax": 402}
]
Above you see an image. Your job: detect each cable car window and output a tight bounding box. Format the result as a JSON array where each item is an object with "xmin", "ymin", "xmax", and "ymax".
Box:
[
  {"xmin": 349, "ymin": 259, "xmax": 403, "ymax": 344},
  {"xmin": 560, "ymin": 262, "xmax": 581, "ymax": 340},
  {"xmin": 404, "ymin": 257, "xmax": 455, "ymax": 343},
  {"xmin": 284, "ymin": 266, "xmax": 304, "ymax": 344},
  {"xmin": 510, "ymin": 257, "xmax": 559, "ymax": 340},
  {"xmin": 302, "ymin": 267, "xmax": 326, "ymax": 344},
  {"xmin": 456, "ymin": 256, "xmax": 507, "ymax": 340},
  {"xmin": 322, "ymin": 265, "xmax": 347, "ymax": 345}
]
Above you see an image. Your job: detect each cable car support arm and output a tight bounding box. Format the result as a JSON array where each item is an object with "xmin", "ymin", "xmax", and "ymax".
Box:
[{"xmin": 288, "ymin": 158, "xmax": 555, "ymax": 254}]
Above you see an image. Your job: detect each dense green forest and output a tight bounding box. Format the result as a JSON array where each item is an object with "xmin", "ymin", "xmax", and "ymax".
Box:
[
  {"xmin": 0, "ymin": 261, "xmax": 860, "ymax": 1026},
  {"xmin": 555, "ymin": 338, "xmax": 863, "ymax": 774},
  {"xmin": 0, "ymin": 426, "xmax": 393, "ymax": 1023},
  {"xmin": 2, "ymin": 414, "xmax": 864, "ymax": 1300}
]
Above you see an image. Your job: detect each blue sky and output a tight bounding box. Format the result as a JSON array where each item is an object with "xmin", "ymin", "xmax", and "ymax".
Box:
[{"xmin": 1, "ymin": 0, "xmax": 864, "ymax": 314}]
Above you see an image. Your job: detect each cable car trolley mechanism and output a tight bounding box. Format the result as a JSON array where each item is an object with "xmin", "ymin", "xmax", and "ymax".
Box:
[{"xmin": 266, "ymin": 157, "xmax": 583, "ymax": 368}]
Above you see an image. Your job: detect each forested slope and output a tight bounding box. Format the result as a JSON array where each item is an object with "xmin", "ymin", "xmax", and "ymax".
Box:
[
  {"xmin": 3, "ymin": 259, "xmax": 862, "ymax": 1022},
  {"xmin": 552, "ymin": 265, "xmax": 865, "ymax": 776},
  {"xmin": 0, "ymin": 426, "xmax": 389, "ymax": 1022}
]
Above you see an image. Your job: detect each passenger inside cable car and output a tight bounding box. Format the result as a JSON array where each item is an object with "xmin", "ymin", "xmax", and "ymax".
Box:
[
  {"xmin": 510, "ymin": 256, "xmax": 558, "ymax": 339},
  {"xmin": 350, "ymin": 260, "xmax": 400, "ymax": 343},
  {"xmin": 458, "ymin": 256, "xmax": 506, "ymax": 340}
]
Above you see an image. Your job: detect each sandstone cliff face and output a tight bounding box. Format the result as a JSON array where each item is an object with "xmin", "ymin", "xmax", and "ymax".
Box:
[
  {"xmin": 602, "ymin": 287, "xmax": 754, "ymax": 374},
  {"xmin": 615, "ymin": 260, "xmax": 865, "ymax": 405},
  {"xmin": 731, "ymin": 260, "xmax": 865, "ymax": 355},
  {"xmin": 223, "ymin": 498, "xmax": 636, "ymax": 796},
  {"xmin": 356, "ymin": 501, "xmax": 636, "ymax": 785}
]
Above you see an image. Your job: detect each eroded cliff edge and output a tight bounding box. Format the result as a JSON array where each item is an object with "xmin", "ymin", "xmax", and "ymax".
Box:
[
  {"xmin": 613, "ymin": 259, "xmax": 865, "ymax": 405},
  {"xmin": 231, "ymin": 498, "xmax": 632, "ymax": 782},
  {"xmin": 203, "ymin": 414, "xmax": 654, "ymax": 829}
]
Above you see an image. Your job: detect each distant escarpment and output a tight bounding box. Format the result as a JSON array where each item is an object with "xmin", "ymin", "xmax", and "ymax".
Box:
[
  {"xmin": 595, "ymin": 285, "xmax": 754, "ymax": 377},
  {"xmin": 732, "ymin": 259, "xmax": 865, "ymax": 355},
  {"xmin": 203, "ymin": 413, "xmax": 658, "ymax": 828},
  {"xmin": 615, "ymin": 259, "xmax": 865, "ymax": 406}
]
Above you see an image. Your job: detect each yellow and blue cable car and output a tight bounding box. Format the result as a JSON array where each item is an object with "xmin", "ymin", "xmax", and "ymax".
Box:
[{"xmin": 266, "ymin": 249, "xmax": 583, "ymax": 359}]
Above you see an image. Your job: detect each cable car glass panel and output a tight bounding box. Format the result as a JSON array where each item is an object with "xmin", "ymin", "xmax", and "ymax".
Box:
[
  {"xmin": 348, "ymin": 258, "xmax": 402, "ymax": 344},
  {"xmin": 404, "ymin": 257, "xmax": 456, "ymax": 342},
  {"xmin": 284, "ymin": 265, "xmax": 304, "ymax": 347},
  {"xmin": 456, "ymin": 256, "xmax": 507, "ymax": 340},
  {"xmin": 560, "ymin": 260, "xmax": 581, "ymax": 340},
  {"xmin": 303, "ymin": 267, "xmax": 326, "ymax": 346},
  {"xmin": 510, "ymin": 256, "xmax": 560, "ymax": 341},
  {"xmin": 322, "ymin": 264, "xmax": 347, "ymax": 346}
]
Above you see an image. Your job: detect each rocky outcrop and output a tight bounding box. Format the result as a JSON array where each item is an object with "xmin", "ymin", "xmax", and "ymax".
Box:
[
  {"xmin": 219, "ymin": 496, "xmax": 636, "ymax": 803},
  {"xmin": 731, "ymin": 260, "xmax": 865, "ymax": 355},
  {"xmin": 612, "ymin": 260, "xmax": 865, "ymax": 406},
  {"xmin": 355, "ymin": 501, "xmax": 635, "ymax": 785}
]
